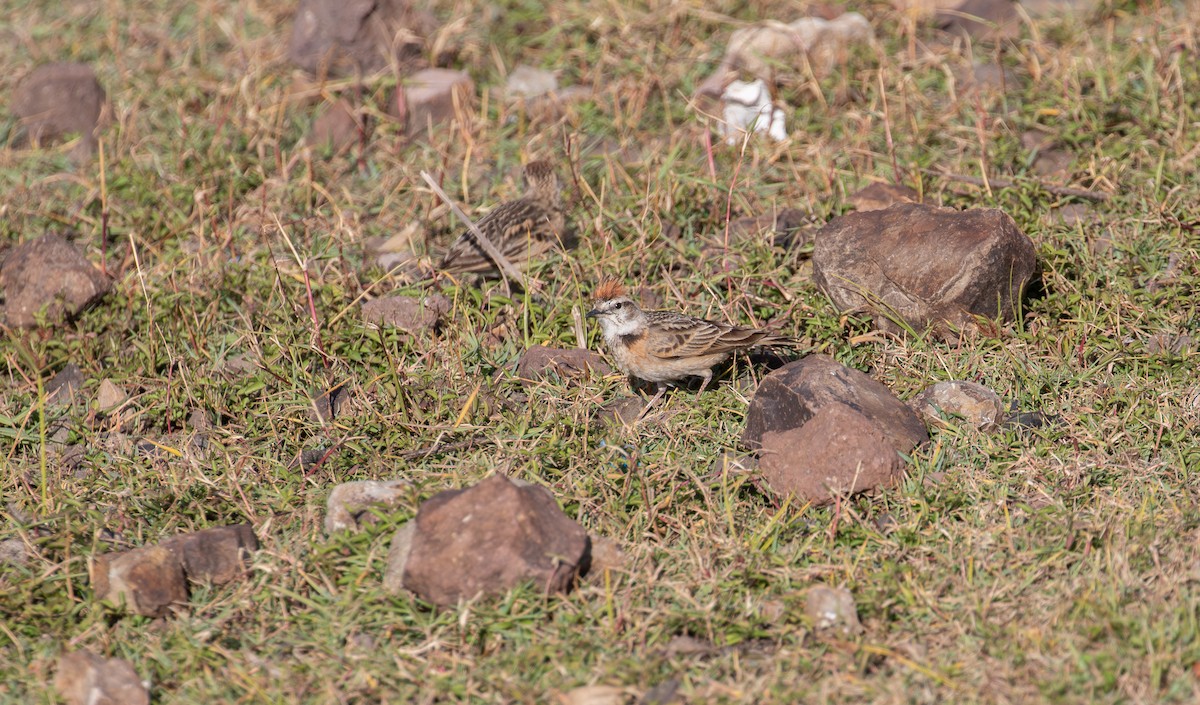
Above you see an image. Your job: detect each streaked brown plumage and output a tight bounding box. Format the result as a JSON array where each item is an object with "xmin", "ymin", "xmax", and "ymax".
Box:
[
  {"xmin": 438, "ymin": 160, "xmax": 565, "ymax": 275},
  {"xmin": 586, "ymin": 281, "xmax": 798, "ymax": 408}
]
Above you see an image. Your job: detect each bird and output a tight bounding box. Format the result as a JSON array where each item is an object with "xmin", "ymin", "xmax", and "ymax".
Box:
[
  {"xmin": 437, "ymin": 160, "xmax": 566, "ymax": 276},
  {"xmin": 586, "ymin": 280, "xmax": 799, "ymax": 409}
]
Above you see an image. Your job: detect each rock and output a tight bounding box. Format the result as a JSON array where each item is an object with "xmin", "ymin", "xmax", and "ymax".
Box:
[
  {"xmin": 309, "ymin": 383, "xmax": 349, "ymax": 424},
  {"xmin": 811, "ymin": 203, "xmax": 1037, "ymax": 341},
  {"xmin": 396, "ymin": 68, "xmax": 475, "ymax": 138},
  {"xmin": 708, "ymin": 13, "xmax": 875, "ymax": 91},
  {"xmin": 742, "ymin": 354, "xmax": 928, "ymax": 453},
  {"xmin": 54, "ymin": 650, "xmax": 149, "ymax": 705},
  {"xmin": 599, "ymin": 396, "xmax": 649, "ymax": 429},
  {"xmin": 288, "ymin": 0, "xmax": 434, "ymax": 76},
  {"xmin": 759, "ymin": 403, "xmax": 904, "ymax": 504},
  {"xmin": 46, "ymin": 363, "xmax": 85, "ymax": 406},
  {"xmin": 560, "ymin": 685, "xmax": 629, "ymax": 705},
  {"xmin": 515, "ymin": 345, "xmax": 612, "ymax": 385},
  {"xmin": 90, "ymin": 545, "xmax": 188, "ymax": 617},
  {"xmin": 848, "ymin": 182, "xmax": 919, "ymax": 212},
  {"xmin": 586, "ymin": 535, "xmax": 627, "ymax": 576},
  {"xmin": 326, "ymin": 479, "xmax": 409, "ymax": 533},
  {"xmin": 0, "ymin": 537, "xmax": 30, "ymax": 566},
  {"xmin": 805, "ymin": 584, "xmax": 862, "ymax": 635},
  {"xmin": 160, "ymin": 524, "xmax": 258, "ymax": 585},
  {"xmin": 96, "ymin": 379, "xmax": 127, "ymax": 412},
  {"xmin": 729, "ymin": 208, "xmax": 809, "ymax": 248},
  {"xmin": 397, "ymin": 475, "xmax": 590, "ymax": 606},
  {"xmin": 0, "ymin": 233, "xmax": 111, "ymax": 328},
  {"xmin": 937, "ymin": 0, "xmax": 1020, "ymax": 41},
  {"xmin": 306, "ymin": 99, "xmax": 361, "ymax": 153},
  {"xmin": 362, "ymin": 294, "xmax": 451, "ymax": 333},
  {"xmin": 719, "ymin": 79, "xmax": 787, "ymax": 144},
  {"xmin": 12, "ymin": 63, "xmax": 107, "ymax": 157},
  {"xmin": 505, "ymin": 65, "xmax": 558, "ymax": 99},
  {"xmin": 911, "ymin": 380, "xmax": 1004, "ymax": 429},
  {"xmin": 382, "ymin": 521, "xmax": 416, "ymax": 593}
]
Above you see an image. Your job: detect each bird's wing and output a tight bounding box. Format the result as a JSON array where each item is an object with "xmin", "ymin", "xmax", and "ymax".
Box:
[
  {"xmin": 439, "ymin": 199, "xmax": 558, "ymax": 273},
  {"xmin": 645, "ymin": 312, "xmax": 794, "ymax": 358}
]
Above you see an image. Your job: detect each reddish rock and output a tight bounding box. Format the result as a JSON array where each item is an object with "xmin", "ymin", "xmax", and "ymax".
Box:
[
  {"xmin": 759, "ymin": 403, "xmax": 904, "ymax": 504},
  {"xmin": 848, "ymin": 182, "xmax": 918, "ymax": 212},
  {"xmin": 12, "ymin": 63, "xmax": 107, "ymax": 155},
  {"xmin": 288, "ymin": 0, "xmax": 434, "ymax": 76},
  {"xmin": 398, "ymin": 475, "xmax": 590, "ymax": 606},
  {"xmin": 396, "ymin": 68, "xmax": 475, "ymax": 138},
  {"xmin": 55, "ymin": 651, "xmax": 149, "ymax": 705},
  {"xmin": 742, "ymin": 354, "xmax": 927, "ymax": 453},
  {"xmin": 160, "ymin": 524, "xmax": 257, "ymax": 585},
  {"xmin": 0, "ymin": 233, "xmax": 111, "ymax": 328},
  {"xmin": 90, "ymin": 545, "xmax": 187, "ymax": 617},
  {"xmin": 811, "ymin": 203, "xmax": 1037, "ymax": 340},
  {"xmin": 307, "ymin": 99, "xmax": 362, "ymax": 153},
  {"xmin": 362, "ymin": 293, "xmax": 450, "ymax": 332},
  {"xmin": 515, "ymin": 345, "xmax": 611, "ymax": 384}
]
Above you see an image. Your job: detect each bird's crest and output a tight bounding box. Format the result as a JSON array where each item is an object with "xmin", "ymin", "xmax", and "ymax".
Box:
[{"xmin": 593, "ymin": 279, "xmax": 627, "ymax": 301}]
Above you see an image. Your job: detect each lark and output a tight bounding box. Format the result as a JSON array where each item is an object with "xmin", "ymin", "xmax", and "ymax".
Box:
[
  {"xmin": 438, "ymin": 160, "xmax": 565, "ymax": 276},
  {"xmin": 586, "ymin": 280, "xmax": 798, "ymax": 408}
]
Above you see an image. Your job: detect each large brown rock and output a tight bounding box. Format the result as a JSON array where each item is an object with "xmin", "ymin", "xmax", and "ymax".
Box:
[
  {"xmin": 0, "ymin": 233, "xmax": 111, "ymax": 328},
  {"xmin": 515, "ymin": 345, "xmax": 611, "ymax": 385},
  {"xmin": 759, "ymin": 403, "xmax": 903, "ymax": 504},
  {"xmin": 160, "ymin": 524, "xmax": 258, "ymax": 585},
  {"xmin": 812, "ymin": 203, "xmax": 1037, "ymax": 340},
  {"xmin": 742, "ymin": 354, "xmax": 927, "ymax": 452},
  {"xmin": 90, "ymin": 545, "xmax": 188, "ymax": 617},
  {"xmin": 397, "ymin": 475, "xmax": 590, "ymax": 606},
  {"xmin": 12, "ymin": 63, "xmax": 107, "ymax": 156},
  {"xmin": 288, "ymin": 0, "xmax": 435, "ymax": 76},
  {"xmin": 55, "ymin": 651, "xmax": 149, "ymax": 705}
]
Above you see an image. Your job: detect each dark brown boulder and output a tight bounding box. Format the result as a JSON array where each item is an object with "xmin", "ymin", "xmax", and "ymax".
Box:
[
  {"xmin": 515, "ymin": 345, "xmax": 611, "ymax": 385},
  {"xmin": 12, "ymin": 63, "xmax": 107, "ymax": 156},
  {"xmin": 0, "ymin": 233, "xmax": 111, "ymax": 328},
  {"xmin": 742, "ymin": 354, "xmax": 928, "ymax": 453},
  {"xmin": 811, "ymin": 203, "xmax": 1036, "ymax": 340},
  {"xmin": 759, "ymin": 403, "xmax": 903, "ymax": 505},
  {"xmin": 399, "ymin": 475, "xmax": 590, "ymax": 606}
]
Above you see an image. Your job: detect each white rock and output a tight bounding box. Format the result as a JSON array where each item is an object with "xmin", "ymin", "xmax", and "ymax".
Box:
[{"xmin": 720, "ymin": 79, "xmax": 787, "ymax": 144}]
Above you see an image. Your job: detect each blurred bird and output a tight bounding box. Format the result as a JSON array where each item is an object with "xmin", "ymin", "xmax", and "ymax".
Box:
[
  {"xmin": 438, "ymin": 160, "xmax": 565, "ymax": 276},
  {"xmin": 586, "ymin": 280, "xmax": 798, "ymax": 408}
]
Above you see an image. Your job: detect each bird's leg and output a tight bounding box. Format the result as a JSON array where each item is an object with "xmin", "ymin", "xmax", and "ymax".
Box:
[
  {"xmin": 697, "ymin": 369, "xmax": 714, "ymax": 393},
  {"xmin": 640, "ymin": 382, "xmax": 668, "ymax": 418}
]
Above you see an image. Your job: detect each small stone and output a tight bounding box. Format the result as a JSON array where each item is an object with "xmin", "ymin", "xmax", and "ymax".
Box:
[
  {"xmin": 90, "ymin": 545, "xmax": 188, "ymax": 617},
  {"xmin": 159, "ymin": 524, "xmax": 258, "ymax": 585},
  {"xmin": 848, "ymin": 182, "xmax": 918, "ymax": 212},
  {"xmin": 362, "ymin": 294, "xmax": 451, "ymax": 333},
  {"xmin": 54, "ymin": 650, "xmax": 149, "ymax": 705},
  {"xmin": 721, "ymin": 13, "xmax": 874, "ymax": 83},
  {"xmin": 309, "ymin": 383, "xmax": 349, "ymax": 424},
  {"xmin": 288, "ymin": 0, "xmax": 433, "ymax": 76},
  {"xmin": 937, "ymin": 0, "xmax": 1020, "ymax": 40},
  {"xmin": 585, "ymin": 535, "xmax": 627, "ymax": 576},
  {"xmin": 399, "ymin": 475, "xmax": 590, "ymax": 606},
  {"xmin": 96, "ymin": 379, "xmax": 128, "ymax": 412},
  {"xmin": 759, "ymin": 403, "xmax": 904, "ymax": 504},
  {"xmin": 306, "ymin": 99, "xmax": 361, "ymax": 153},
  {"xmin": 811, "ymin": 203, "xmax": 1037, "ymax": 341},
  {"xmin": 505, "ymin": 65, "xmax": 558, "ymax": 99},
  {"xmin": 0, "ymin": 233, "xmax": 111, "ymax": 328},
  {"xmin": 742, "ymin": 354, "xmax": 928, "ymax": 454},
  {"xmin": 46, "ymin": 364, "xmax": 85, "ymax": 406},
  {"xmin": 397, "ymin": 68, "xmax": 475, "ymax": 138},
  {"xmin": 599, "ymin": 396, "xmax": 648, "ymax": 429},
  {"xmin": 0, "ymin": 537, "xmax": 30, "ymax": 566},
  {"xmin": 326, "ymin": 479, "xmax": 409, "ymax": 534},
  {"xmin": 515, "ymin": 345, "xmax": 612, "ymax": 385},
  {"xmin": 12, "ymin": 63, "xmax": 107, "ymax": 157},
  {"xmin": 561, "ymin": 685, "xmax": 629, "ymax": 705},
  {"xmin": 911, "ymin": 380, "xmax": 1004, "ymax": 429},
  {"xmin": 805, "ymin": 584, "xmax": 862, "ymax": 635}
]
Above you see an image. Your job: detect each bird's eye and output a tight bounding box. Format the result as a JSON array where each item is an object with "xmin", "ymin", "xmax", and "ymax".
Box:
[{"xmin": 612, "ymin": 302, "xmax": 623, "ymax": 310}]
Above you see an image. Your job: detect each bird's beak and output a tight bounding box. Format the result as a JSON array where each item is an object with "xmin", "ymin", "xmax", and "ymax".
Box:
[{"xmin": 585, "ymin": 309, "xmax": 599, "ymax": 319}]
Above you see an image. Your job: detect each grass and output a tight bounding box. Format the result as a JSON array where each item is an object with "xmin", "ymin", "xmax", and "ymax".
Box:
[{"xmin": 2, "ymin": 0, "xmax": 1199, "ymax": 702}]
